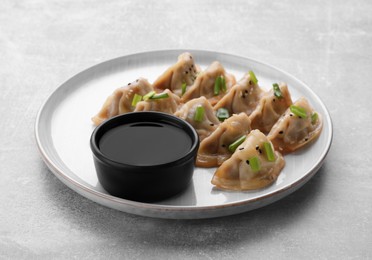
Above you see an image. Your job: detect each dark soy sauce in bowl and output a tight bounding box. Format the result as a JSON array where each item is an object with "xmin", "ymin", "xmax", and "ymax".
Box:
[
  {"xmin": 90, "ymin": 112, "xmax": 199, "ymax": 202},
  {"xmin": 99, "ymin": 122, "xmax": 192, "ymax": 166}
]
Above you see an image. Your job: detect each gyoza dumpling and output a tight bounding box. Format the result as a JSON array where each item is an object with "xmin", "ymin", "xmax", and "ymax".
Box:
[
  {"xmin": 134, "ymin": 89, "xmax": 181, "ymax": 114},
  {"xmin": 267, "ymin": 97, "xmax": 323, "ymax": 153},
  {"xmin": 174, "ymin": 96, "xmax": 220, "ymax": 141},
  {"xmin": 92, "ymin": 78, "xmax": 153, "ymax": 125},
  {"xmin": 213, "ymin": 72, "xmax": 264, "ymax": 116},
  {"xmin": 153, "ymin": 52, "xmax": 201, "ymax": 96},
  {"xmin": 211, "ymin": 130, "xmax": 285, "ymax": 191},
  {"xmin": 249, "ymin": 83, "xmax": 293, "ymax": 134},
  {"xmin": 181, "ymin": 61, "xmax": 236, "ymax": 105},
  {"xmin": 196, "ymin": 113, "xmax": 251, "ymax": 168}
]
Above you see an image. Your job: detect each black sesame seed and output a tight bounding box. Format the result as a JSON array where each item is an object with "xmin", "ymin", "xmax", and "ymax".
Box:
[
  {"xmin": 290, "ymin": 114, "xmax": 293, "ymax": 116},
  {"xmin": 256, "ymin": 145, "xmax": 259, "ymax": 150},
  {"xmin": 185, "ymin": 71, "xmax": 188, "ymax": 74},
  {"xmin": 191, "ymin": 64, "xmax": 194, "ymax": 67},
  {"xmin": 249, "ymin": 80, "xmax": 252, "ymax": 85},
  {"xmin": 136, "ymin": 79, "xmax": 139, "ymax": 82},
  {"xmin": 305, "ymin": 138, "xmax": 308, "ymax": 141},
  {"xmin": 246, "ymin": 160, "xmax": 250, "ymax": 165},
  {"xmin": 210, "ymin": 123, "xmax": 214, "ymax": 126},
  {"xmin": 259, "ymin": 149, "xmax": 262, "ymax": 154},
  {"xmin": 239, "ymin": 147, "xmax": 244, "ymax": 150},
  {"xmin": 128, "ymin": 83, "xmax": 131, "ymax": 85},
  {"xmin": 222, "ymin": 144, "xmax": 226, "ymax": 147},
  {"xmin": 279, "ymin": 131, "xmax": 284, "ymax": 134},
  {"xmin": 245, "ymin": 90, "xmax": 248, "ymax": 94},
  {"xmin": 273, "ymin": 99, "xmax": 276, "ymax": 102}
]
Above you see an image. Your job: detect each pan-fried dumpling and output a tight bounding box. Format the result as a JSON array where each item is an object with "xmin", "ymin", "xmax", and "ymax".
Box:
[
  {"xmin": 153, "ymin": 52, "xmax": 201, "ymax": 96},
  {"xmin": 92, "ymin": 78, "xmax": 153, "ymax": 125},
  {"xmin": 213, "ymin": 72, "xmax": 264, "ymax": 116},
  {"xmin": 267, "ymin": 97, "xmax": 323, "ymax": 153},
  {"xmin": 181, "ymin": 61, "xmax": 236, "ymax": 105},
  {"xmin": 134, "ymin": 89, "xmax": 181, "ymax": 114},
  {"xmin": 249, "ymin": 83, "xmax": 293, "ymax": 134},
  {"xmin": 196, "ymin": 113, "xmax": 251, "ymax": 168},
  {"xmin": 211, "ymin": 130, "xmax": 285, "ymax": 191},
  {"xmin": 174, "ymin": 96, "xmax": 220, "ymax": 141}
]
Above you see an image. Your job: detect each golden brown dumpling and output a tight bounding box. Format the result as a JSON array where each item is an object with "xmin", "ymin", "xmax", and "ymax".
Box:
[
  {"xmin": 181, "ymin": 61, "xmax": 236, "ymax": 105},
  {"xmin": 213, "ymin": 72, "xmax": 264, "ymax": 116},
  {"xmin": 92, "ymin": 78, "xmax": 153, "ymax": 125},
  {"xmin": 267, "ymin": 97, "xmax": 323, "ymax": 153},
  {"xmin": 211, "ymin": 130, "xmax": 285, "ymax": 191},
  {"xmin": 153, "ymin": 52, "xmax": 201, "ymax": 96},
  {"xmin": 134, "ymin": 89, "xmax": 181, "ymax": 114},
  {"xmin": 174, "ymin": 96, "xmax": 220, "ymax": 141},
  {"xmin": 196, "ymin": 113, "xmax": 251, "ymax": 168},
  {"xmin": 249, "ymin": 83, "xmax": 293, "ymax": 134}
]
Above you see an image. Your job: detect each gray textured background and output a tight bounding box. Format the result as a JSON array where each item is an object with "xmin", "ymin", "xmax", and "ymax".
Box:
[{"xmin": 1, "ymin": 0, "xmax": 371, "ymax": 259}]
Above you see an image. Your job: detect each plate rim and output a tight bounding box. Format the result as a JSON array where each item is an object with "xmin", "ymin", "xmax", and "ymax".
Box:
[{"xmin": 35, "ymin": 49, "xmax": 333, "ymax": 218}]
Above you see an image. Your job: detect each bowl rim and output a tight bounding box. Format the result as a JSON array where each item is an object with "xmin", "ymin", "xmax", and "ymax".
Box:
[{"xmin": 90, "ymin": 111, "xmax": 200, "ymax": 169}]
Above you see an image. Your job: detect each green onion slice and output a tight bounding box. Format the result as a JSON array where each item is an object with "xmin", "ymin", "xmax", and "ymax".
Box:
[
  {"xmin": 290, "ymin": 105, "xmax": 308, "ymax": 118},
  {"xmin": 181, "ymin": 82, "xmax": 187, "ymax": 96},
  {"xmin": 249, "ymin": 156, "xmax": 261, "ymax": 172},
  {"xmin": 216, "ymin": 108, "xmax": 229, "ymax": 122},
  {"xmin": 228, "ymin": 135, "xmax": 246, "ymax": 153},
  {"xmin": 221, "ymin": 76, "xmax": 227, "ymax": 92},
  {"xmin": 263, "ymin": 142, "xmax": 275, "ymax": 162},
  {"xmin": 194, "ymin": 105, "xmax": 205, "ymax": 122},
  {"xmin": 131, "ymin": 93, "xmax": 142, "ymax": 107},
  {"xmin": 249, "ymin": 70, "xmax": 258, "ymax": 84},
  {"xmin": 150, "ymin": 93, "xmax": 169, "ymax": 100},
  {"xmin": 214, "ymin": 76, "xmax": 222, "ymax": 95},
  {"xmin": 143, "ymin": 91, "xmax": 156, "ymax": 101},
  {"xmin": 311, "ymin": 112, "xmax": 318, "ymax": 124},
  {"xmin": 273, "ymin": 83, "xmax": 283, "ymax": 99}
]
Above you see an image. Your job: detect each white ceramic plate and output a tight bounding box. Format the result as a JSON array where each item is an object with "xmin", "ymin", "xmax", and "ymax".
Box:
[{"xmin": 35, "ymin": 50, "xmax": 332, "ymax": 219}]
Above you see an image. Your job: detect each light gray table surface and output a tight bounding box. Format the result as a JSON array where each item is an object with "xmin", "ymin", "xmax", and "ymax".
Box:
[{"xmin": 1, "ymin": 0, "xmax": 371, "ymax": 259}]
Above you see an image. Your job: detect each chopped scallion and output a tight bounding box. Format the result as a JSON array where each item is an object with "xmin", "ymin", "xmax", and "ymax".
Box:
[
  {"xmin": 143, "ymin": 91, "xmax": 155, "ymax": 101},
  {"xmin": 194, "ymin": 105, "xmax": 205, "ymax": 122},
  {"xmin": 181, "ymin": 82, "xmax": 187, "ymax": 96},
  {"xmin": 221, "ymin": 76, "xmax": 227, "ymax": 92},
  {"xmin": 131, "ymin": 94, "xmax": 142, "ymax": 107},
  {"xmin": 273, "ymin": 83, "xmax": 283, "ymax": 99},
  {"xmin": 249, "ymin": 70, "xmax": 258, "ymax": 84},
  {"xmin": 290, "ymin": 105, "xmax": 308, "ymax": 118},
  {"xmin": 150, "ymin": 93, "xmax": 169, "ymax": 100},
  {"xmin": 228, "ymin": 135, "xmax": 246, "ymax": 153},
  {"xmin": 216, "ymin": 108, "xmax": 229, "ymax": 122},
  {"xmin": 311, "ymin": 112, "xmax": 318, "ymax": 124},
  {"xmin": 263, "ymin": 142, "xmax": 275, "ymax": 162},
  {"xmin": 249, "ymin": 156, "xmax": 261, "ymax": 172},
  {"xmin": 214, "ymin": 76, "xmax": 222, "ymax": 95}
]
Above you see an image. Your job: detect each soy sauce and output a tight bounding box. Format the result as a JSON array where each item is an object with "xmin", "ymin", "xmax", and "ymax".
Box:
[{"xmin": 99, "ymin": 122, "xmax": 192, "ymax": 166}]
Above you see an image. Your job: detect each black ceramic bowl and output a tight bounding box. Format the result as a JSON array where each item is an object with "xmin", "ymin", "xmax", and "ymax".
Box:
[{"xmin": 90, "ymin": 112, "xmax": 199, "ymax": 202}]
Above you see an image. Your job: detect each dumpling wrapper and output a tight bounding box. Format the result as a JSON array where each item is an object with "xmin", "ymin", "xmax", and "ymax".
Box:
[
  {"xmin": 196, "ymin": 113, "xmax": 251, "ymax": 168},
  {"xmin": 134, "ymin": 89, "xmax": 181, "ymax": 114},
  {"xmin": 211, "ymin": 130, "xmax": 285, "ymax": 191},
  {"xmin": 92, "ymin": 78, "xmax": 153, "ymax": 125},
  {"xmin": 267, "ymin": 97, "xmax": 323, "ymax": 153},
  {"xmin": 174, "ymin": 96, "xmax": 220, "ymax": 141},
  {"xmin": 213, "ymin": 72, "xmax": 264, "ymax": 116},
  {"xmin": 181, "ymin": 61, "xmax": 236, "ymax": 105},
  {"xmin": 153, "ymin": 52, "xmax": 201, "ymax": 96},
  {"xmin": 249, "ymin": 83, "xmax": 293, "ymax": 134}
]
